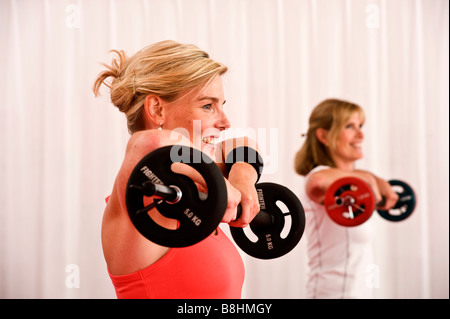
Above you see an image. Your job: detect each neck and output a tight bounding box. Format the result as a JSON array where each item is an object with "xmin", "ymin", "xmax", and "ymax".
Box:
[{"xmin": 334, "ymin": 158, "xmax": 355, "ymax": 171}]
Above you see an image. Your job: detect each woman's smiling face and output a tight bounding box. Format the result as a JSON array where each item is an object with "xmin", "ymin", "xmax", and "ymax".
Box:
[
  {"xmin": 160, "ymin": 75, "xmax": 231, "ymax": 160},
  {"xmin": 330, "ymin": 112, "xmax": 365, "ymax": 169}
]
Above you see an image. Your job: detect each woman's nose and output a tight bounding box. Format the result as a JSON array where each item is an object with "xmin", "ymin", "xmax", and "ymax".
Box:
[
  {"xmin": 216, "ymin": 111, "xmax": 231, "ymax": 131},
  {"xmin": 357, "ymin": 128, "xmax": 364, "ymax": 139}
]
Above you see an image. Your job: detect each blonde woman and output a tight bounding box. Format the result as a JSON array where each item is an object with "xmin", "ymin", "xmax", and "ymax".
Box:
[
  {"xmin": 294, "ymin": 99, "xmax": 398, "ymax": 298},
  {"xmin": 93, "ymin": 40, "xmax": 261, "ymax": 298}
]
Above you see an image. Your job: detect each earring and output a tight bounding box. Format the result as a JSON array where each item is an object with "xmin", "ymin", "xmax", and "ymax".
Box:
[{"xmin": 158, "ymin": 123, "xmax": 163, "ymax": 130}]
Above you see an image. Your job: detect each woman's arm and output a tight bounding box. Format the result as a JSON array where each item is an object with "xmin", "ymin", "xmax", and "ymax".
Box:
[
  {"xmin": 215, "ymin": 137, "xmax": 261, "ymax": 227},
  {"xmin": 115, "ymin": 129, "xmax": 192, "ymax": 213},
  {"xmin": 103, "ymin": 129, "xmax": 192, "ymax": 275},
  {"xmin": 367, "ymin": 172, "xmax": 399, "ymax": 210}
]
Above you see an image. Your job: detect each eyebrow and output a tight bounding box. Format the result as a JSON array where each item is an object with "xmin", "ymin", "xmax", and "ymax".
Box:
[{"xmin": 197, "ymin": 96, "xmax": 226, "ymax": 105}]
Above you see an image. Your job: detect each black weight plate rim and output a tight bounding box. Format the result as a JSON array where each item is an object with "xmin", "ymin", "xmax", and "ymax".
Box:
[
  {"xmin": 229, "ymin": 182, "xmax": 305, "ymax": 259},
  {"xmin": 377, "ymin": 179, "xmax": 416, "ymax": 222},
  {"xmin": 126, "ymin": 145, "xmax": 227, "ymax": 247}
]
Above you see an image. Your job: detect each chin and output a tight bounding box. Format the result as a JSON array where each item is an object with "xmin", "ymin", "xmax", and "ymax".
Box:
[{"xmin": 201, "ymin": 144, "xmax": 216, "ymax": 161}]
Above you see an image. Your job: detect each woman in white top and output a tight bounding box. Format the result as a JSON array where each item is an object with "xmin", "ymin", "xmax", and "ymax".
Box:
[{"xmin": 294, "ymin": 99, "xmax": 398, "ymax": 298}]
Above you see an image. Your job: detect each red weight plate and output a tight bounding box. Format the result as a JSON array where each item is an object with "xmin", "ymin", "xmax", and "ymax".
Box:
[{"xmin": 324, "ymin": 177, "xmax": 375, "ymax": 227}]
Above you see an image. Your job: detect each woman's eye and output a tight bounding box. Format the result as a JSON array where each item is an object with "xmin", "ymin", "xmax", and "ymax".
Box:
[{"xmin": 202, "ymin": 104, "xmax": 213, "ymax": 110}]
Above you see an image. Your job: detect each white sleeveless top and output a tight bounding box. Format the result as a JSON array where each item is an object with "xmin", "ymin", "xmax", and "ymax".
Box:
[{"xmin": 301, "ymin": 166, "xmax": 375, "ymax": 299}]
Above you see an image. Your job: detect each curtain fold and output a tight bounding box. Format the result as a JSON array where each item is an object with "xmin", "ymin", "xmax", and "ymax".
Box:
[{"xmin": 0, "ymin": 0, "xmax": 448, "ymax": 298}]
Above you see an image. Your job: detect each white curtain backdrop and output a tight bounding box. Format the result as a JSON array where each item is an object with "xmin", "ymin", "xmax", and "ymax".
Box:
[{"xmin": 0, "ymin": 0, "xmax": 448, "ymax": 299}]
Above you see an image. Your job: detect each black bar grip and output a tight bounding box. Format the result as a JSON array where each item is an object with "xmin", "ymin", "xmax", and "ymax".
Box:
[
  {"xmin": 377, "ymin": 196, "xmax": 386, "ymax": 207},
  {"xmin": 138, "ymin": 182, "xmax": 274, "ymax": 227},
  {"xmin": 236, "ymin": 205, "xmax": 274, "ymax": 227},
  {"xmin": 141, "ymin": 181, "xmax": 179, "ymax": 202}
]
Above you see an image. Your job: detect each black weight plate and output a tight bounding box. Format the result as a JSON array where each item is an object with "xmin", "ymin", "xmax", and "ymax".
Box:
[
  {"xmin": 126, "ymin": 145, "xmax": 227, "ymax": 247},
  {"xmin": 377, "ymin": 180, "xmax": 416, "ymax": 222},
  {"xmin": 229, "ymin": 182, "xmax": 305, "ymax": 259}
]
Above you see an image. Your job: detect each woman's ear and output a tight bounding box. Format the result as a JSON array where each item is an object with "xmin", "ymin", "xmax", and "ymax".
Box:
[
  {"xmin": 144, "ymin": 95, "xmax": 165, "ymax": 127},
  {"xmin": 315, "ymin": 128, "xmax": 329, "ymax": 146}
]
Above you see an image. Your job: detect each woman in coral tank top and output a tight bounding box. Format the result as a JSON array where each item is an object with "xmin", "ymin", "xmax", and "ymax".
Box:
[{"xmin": 93, "ymin": 40, "xmax": 261, "ymax": 299}]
